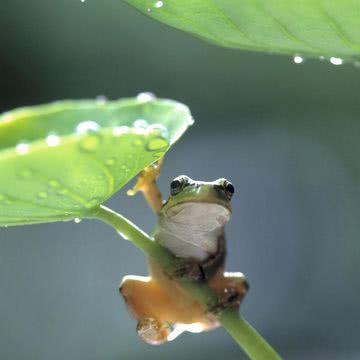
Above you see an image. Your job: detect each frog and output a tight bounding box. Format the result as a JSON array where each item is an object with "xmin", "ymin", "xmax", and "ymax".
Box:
[{"xmin": 120, "ymin": 160, "xmax": 249, "ymax": 345}]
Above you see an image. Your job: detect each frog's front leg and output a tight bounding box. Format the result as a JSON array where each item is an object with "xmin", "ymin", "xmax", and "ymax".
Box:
[{"xmin": 127, "ymin": 159, "xmax": 164, "ymax": 214}]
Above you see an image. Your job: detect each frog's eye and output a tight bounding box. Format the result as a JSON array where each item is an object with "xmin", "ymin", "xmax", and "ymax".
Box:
[
  {"xmin": 170, "ymin": 176, "xmax": 189, "ymax": 196},
  {"xmin": 217, "ymin": 178, "xmax": 235, "ymax": 199},
  {"xmin": 224, "ymin": 181, "xmax": 235, "ymax": 195}
]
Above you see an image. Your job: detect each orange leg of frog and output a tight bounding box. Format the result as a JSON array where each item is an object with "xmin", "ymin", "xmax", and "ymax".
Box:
[{"xmin": 120, "ymin": 260, "xmax": 248, "ymax": 344}]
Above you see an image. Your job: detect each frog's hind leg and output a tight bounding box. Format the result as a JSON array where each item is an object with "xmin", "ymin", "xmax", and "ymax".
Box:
[
  {"xmin": 120, "ymin": 275, "xmax": 175, "ymax": 345},
  {"xmin": 209, "ymin": 271, "xmax": 249, "ymax": 313}
]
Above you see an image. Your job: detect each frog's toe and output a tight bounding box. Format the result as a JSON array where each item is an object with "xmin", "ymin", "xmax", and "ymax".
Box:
[
  {"xmin": 136, "ymin": 317, "xmax": 171, "ymax": 345},
  {"xmin": 209, "ymin": 279, "xmax": 249, "ymax": 315}
]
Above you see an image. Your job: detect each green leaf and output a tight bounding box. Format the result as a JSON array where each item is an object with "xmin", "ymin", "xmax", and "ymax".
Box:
[
  {"xmin": 0, "ymin": 95, "xmax": 193, "ymax": 226},
  {"xmin": 126, "ymin": 0, "xmax": 360, "ymax": 61}
]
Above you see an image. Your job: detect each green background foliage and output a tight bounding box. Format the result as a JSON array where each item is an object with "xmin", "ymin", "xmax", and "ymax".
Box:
[
  {"xmin": 127, "ymin": 0, "xmax": 360, "ymax": 60},
  {"xmin": 1, "ymin": 1, "xmax": 359, "ymax": 359}
]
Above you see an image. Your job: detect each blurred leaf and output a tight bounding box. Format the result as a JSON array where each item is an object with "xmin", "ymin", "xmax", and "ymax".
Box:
[
  {"xmin": 0, "ymin": 96, "xmax": 193, "ymax": 226},
  {"xmin": 126, "ymin": 0, "xmax": 360, "ymax": 60}
]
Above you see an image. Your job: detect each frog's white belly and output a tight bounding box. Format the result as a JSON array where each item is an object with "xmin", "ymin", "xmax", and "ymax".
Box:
[{"xmin": 154, "ymin": 202, "xmax": 230, "ymax": 261}]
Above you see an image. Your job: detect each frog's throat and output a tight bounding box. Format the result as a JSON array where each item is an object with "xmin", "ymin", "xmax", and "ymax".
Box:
[{"xmin": 154, "ymin": 202, "xmax": 230, "ymax": 261}]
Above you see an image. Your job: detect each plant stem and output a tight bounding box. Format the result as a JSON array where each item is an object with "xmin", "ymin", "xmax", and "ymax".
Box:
[{"xmin": 92, "ymin": 205, "xmax": 281, "ymax": 360}]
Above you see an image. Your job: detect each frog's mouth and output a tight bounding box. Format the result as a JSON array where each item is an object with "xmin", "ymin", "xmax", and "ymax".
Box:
[{"xmin": 164, "ymin": 201, "xmax": 231, "ymax": 231}]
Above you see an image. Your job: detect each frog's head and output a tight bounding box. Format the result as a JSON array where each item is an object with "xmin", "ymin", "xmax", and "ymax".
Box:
[{"xmin": 161, "ymin": 175, "xmax": 234, "ymax": 229}]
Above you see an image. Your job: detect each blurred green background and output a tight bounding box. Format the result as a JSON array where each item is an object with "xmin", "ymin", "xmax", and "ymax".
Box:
[{"xmin": 1, "ymin": 1, "xmax": 359, "ymax": 359}]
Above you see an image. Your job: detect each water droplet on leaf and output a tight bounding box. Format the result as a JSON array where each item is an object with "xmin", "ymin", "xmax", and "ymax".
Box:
[
  {"xmin": 146, "ymin": 124, "xmax": 168, "ymax": 138},
  {"xmin": 56, "ymin": 188, "xmax": 69, "ymax": 196},
  {"xmin": 79, "ymin": 135, "xmax": 101, "ymax": 151},
  {"xmin": 95, "ymin": 95, "xmax": 107, "ymax": 105},
  {"xmin": 155, "ymin": 1, "xmax": 164, "ymax": 8},
  {"xmin": 113, "ymin": 126, "xmax": 130, "ymax": 136},
  {"xmin": 105, "ymin": 158, "xmax": 115, "ymax": 166},
  {"xmin": 293, "ymin": 55, "xmax": 303, "ymax": 64},
  {"xmin": 16, "ymin": 142, "xmax": 29, "ymax": 155},
  {"xmin": 137, "ymin": 92, "xmax": 156, "ymax": 103},
  {"xmin": 46, "ymin": 134, "xmax": 60, "ymax": 147},
  {"xmin": 76, "ymin": 121, "xmax": 100, "ymax": 134},
  {"xmin": 133, "ymin": 119, "xmax": 148, "ymax": 129},
  {"xmin": 49, "ymin": 180, "xmax": 60, "ymax": 188},
  {"xmin": 146, "ymin": 137, "xmax": 169, "ymax": 151},
  {"xmin": 330, "ymin": 57, "xmax": 343, "ymax": 65},
  {"xmin": 37, "ymin": 192, "xmax": 48, "ymax": 199}
]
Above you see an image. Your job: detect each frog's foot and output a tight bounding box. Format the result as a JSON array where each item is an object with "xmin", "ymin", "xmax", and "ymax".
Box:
[
  {"xmin": 136, "ymin": 317, "xmax": 171, "ymax": 345},
  {"xmin": 167, "ymin": 258, "xmax": 204, "ymax": 281},
  {"xmin": 208, "ymin": 272, "xmax": 249, "ymax": 314},
  {"xmin": 127, "ymin": 159, "xmax": 163, "ymax": 214}
]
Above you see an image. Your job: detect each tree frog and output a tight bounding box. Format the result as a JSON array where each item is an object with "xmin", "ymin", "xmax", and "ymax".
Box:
[{"xmin": 120, "ymin": 161, "xmax": 249, "ymax": 345}]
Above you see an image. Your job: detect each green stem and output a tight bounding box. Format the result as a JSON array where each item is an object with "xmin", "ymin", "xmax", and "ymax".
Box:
[{"xmin": 91, "ymin": 205, "xmax": 281, "ymax": 360}]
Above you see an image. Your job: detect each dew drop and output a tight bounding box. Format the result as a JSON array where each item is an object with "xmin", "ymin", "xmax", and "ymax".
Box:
[
  {"xmin": 95, "ymin": 95, "xmax": 107, "ymax": 105},
  {"xmin": 120, "ymin": 164, "xmax": 130, "ymax": 173},
  {"xmin": 77, "ymin": 121, "xmax": 100, "ymax": 134},
  {"xmin": 105, "ymin": 158, "xmax": 115, "ymax": 166},
  {"xmin": 16, "ymin": 142, "xmax": 29, "ymax": 155},
  {"xmin": 56, "ymin": 188, "xmax": 69, "ymax": 196},
  {"xmin": 330, "ymin": 57, "xmax": 343, "ymax": 65},
  {"xmin": 155, "ymin": 1, "xmax": 164, "ymax": 8},
  {"xmin": 146, "ymin": 137, "xmax": 169, "ymax": 152},
  {"xmin": 147, "ymin": 8, "xmax": 152, "ymax": 12},
  {"xmin": 49, "ymin": 179, "xmax": 60, "ymax": 188},
  {"xmin": 137, "ymin": 92, "xmax": 156, "ymax": 103},
  {"xmin": 354, "ymin": 61, "xmax": 360, "ymax": 68},
  {"xmin": 37, "ymin": 191, "xmax": 48, "ymax": 199},
  {"xmin": 74, "ymin": 217, "xmax": 82, "ymax": 223},
  {"xmin": 146, "ymin": 123, "xmax": 169, "ymax": 138},
  {"xmin": 293, "ymin": 55, "xmax": 303, "ymax": 64},
  {"xmin": 113, "ymin": 126, "xmax": 130, "ymax": 136},
  {"xmin": 133, "ymin": 119, "xmax": 149, "ymax": 129},
  {"xmin": 80, "ymin": 135, "xmax": 101, "ymax": 151},
  {"xmin": 46, "ymin": 134, "xmax": 60, "ymax": 147},
  {"xmin": 77, "ymin": 121, "xmax": 102, "ymax": 152}
]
